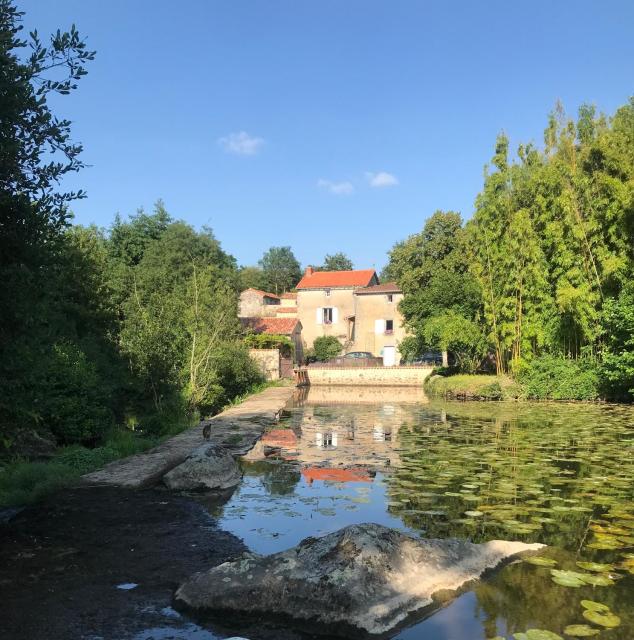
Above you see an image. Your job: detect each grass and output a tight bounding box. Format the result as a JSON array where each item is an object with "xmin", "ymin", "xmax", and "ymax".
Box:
[
  {"xmin": 0, "ymin": 379, "xmax": 284, "ymax": 509},
  {"xmin": 0, "ymin": 428, "xmax": 164, "ymax": 508},
  {"xmin": 425, "ymin": 373, "xmax": 522, "ymax": 400}
]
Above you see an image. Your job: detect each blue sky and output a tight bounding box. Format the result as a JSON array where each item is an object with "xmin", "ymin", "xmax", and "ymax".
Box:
[{"xmin": 25, "ymin": 1, "xmax": 634, "ymax": 271}]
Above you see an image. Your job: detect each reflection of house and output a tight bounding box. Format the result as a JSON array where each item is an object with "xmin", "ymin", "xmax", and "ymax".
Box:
[
  {"xmin": 295, "ymin": 267, "xmax": 406, "ymax": 363},
  {"xmin": 239, "ymin": 288, "xmax": 280, "ymax": 318},
  {"xmin": 240, "ymin": 317, "xmax": 304, "ymax": 364}
]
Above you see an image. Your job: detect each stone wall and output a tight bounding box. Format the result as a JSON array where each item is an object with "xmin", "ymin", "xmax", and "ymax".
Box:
[
  {"xmin": 304, "ymin": 366, "xmax": 432, "ymax": 387},
  {"xmin": 249, "ymin": 348, "xmax": 280, "ymax": 380}
]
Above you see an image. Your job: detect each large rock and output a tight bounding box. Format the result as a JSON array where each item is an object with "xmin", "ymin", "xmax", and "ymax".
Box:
[
  {"xmin": 176, "ymin": 523, "xmax": 543, "ymax": 636},
  {"xmin": 163, "ymin": 444, "xmax": 241, "ymax": 491}
]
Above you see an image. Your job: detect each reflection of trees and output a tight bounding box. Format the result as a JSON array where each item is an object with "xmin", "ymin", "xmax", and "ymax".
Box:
[
  {"xmin": 242, "ymin": 460, "xmax": 301, "ymax": 496},
  {"xmin": 473, "ymin": 561, "xmax": 633, "ymax": 640}
]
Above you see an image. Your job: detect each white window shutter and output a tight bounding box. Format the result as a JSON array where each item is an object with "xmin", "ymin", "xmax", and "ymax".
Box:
[
  {"xmin": 375, "ymin": 319, "xmax": 385, "ymax": 334},
  {"xmin": 332, "ymin": 307, "xmax": 339, "ymax": 323},
  {"xmin": 316, "ymin": 308, "xmax": 323, "ymax": 324}
]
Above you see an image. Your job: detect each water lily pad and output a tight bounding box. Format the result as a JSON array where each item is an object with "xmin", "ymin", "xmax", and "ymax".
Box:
[
  {"xmin": 524, "ymin": 556, "xmax": 558, "ymax": 567},
  {"xmin": 563, "ymin": 624, "xmax": 600, "ymax": 636},
  {"xmin": 550, "ymin": 570, "xmax": 586, "ymax": 587},
  {"xmin": 580, "ymin": 600, "xmax": 610, "ymax": 613},
  {"xmin": 579, "ymin": 573, "xmax": 614, "ymax": 586},
  {"xmin": 525, "ymin": 630, "xmax": 564, "ymax": 640},
  {"xmin": 575, "ymin": 561, "xmax": 614, "ymax": 572},
  {"xmin": 582, "ymin": 609, "xmax": 621, "ymax": 628}
]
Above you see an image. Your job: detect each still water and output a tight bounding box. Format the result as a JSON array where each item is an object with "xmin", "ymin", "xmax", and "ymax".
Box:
[{"xmin": 210, "ymin": 385, "xmax": 634, "ymax": 640}]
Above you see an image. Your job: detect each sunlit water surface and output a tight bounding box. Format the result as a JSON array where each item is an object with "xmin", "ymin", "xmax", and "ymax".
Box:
[{"xmin": 171, "ymin": 386, "xmax": 634, "ymax": 640}]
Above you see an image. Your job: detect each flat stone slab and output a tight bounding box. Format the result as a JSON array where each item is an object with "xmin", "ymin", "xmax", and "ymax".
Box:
[
  {"xmin": 176, "ymin": 523, "xmax": 544, "ymax": 636},
  {"xmin": 82, "ymin": 385, "xmax": 295, "ymax": 488}
]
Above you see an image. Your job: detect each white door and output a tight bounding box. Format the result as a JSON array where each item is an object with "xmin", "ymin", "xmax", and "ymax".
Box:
[{"xmin": 383, "ymin": 346, "xmax": 396, "ymax": 367}]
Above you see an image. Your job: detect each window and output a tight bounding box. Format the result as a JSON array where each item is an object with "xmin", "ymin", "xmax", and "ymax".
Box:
[
  {"xmin": 323, "ymin": 307, "xmax": 333, "ymax": 324},
  {"xmin": 387, "ymin": 294, "xmax": 393, "ymax": 303},
  {"xmin": 325, "ymin": 289, "xmax": 331, "ymax": 297},
  {"xmin": 385, "ymin": 319, "xmax": 394, "ymax": 334}
]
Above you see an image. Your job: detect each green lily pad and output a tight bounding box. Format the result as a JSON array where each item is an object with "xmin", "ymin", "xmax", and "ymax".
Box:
[
  {"xmin": 563, "ymin": 624, "xmax": 600, "ymax": 636},
  {"xmin": 576, "ymin": 561, "xmax": 614, "ymax": 572},
  {"xmin": 524, "ymin": 556, "xmax": 558, "ymax": 567},
  {"xmin": 579, "ymin": 573, "xmax": 614, "ymax": 586},
  {"xmin": 580, "ymin": 600, "xmax": 610, "ymax": 613},
  {"xmin": 582, "ymin": 609, "xmax": 621, "ymax": 628},
  {"xmin": 513, "ymin": 634, "xmax": 529, "ymax": 640},
  {"xmin": 526, "ymin": 630, "xmax": 564, "ymax": 640},
  {"xmin": 550, "ymin": 569, "xmax": 586, "ymax": 587}
]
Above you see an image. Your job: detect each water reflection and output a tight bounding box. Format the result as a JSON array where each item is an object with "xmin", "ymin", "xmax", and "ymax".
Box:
[{"xmin": 212, "ymin": 387, "xmax": 634, "ymax": 640}]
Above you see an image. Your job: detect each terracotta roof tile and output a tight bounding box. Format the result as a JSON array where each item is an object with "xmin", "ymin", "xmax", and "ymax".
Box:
[
  {"xmin": 241, "ymin": 317, "xmax": 300, "ymax": 335},
  {"xmin": 354, "ymin": 282, "xmax": 402, "ymax": 295},
  {"xmin": 280, "ymin": 292, "xmax": 297, "ymax": 299},
  {"xmin": 296, "ymin": 269, "xmax": 377, "ymax": 290}
]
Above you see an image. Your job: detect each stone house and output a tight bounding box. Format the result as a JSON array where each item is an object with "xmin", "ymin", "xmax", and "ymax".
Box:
[
  {"xmin": 295, "ymin": 267, "xmax": 378, "ymax": 350},
  {"xmin": 295, "ymin": 267, "xmax": 406, "ymax": 364},
  {"xmin": 351, "ymin": 282, "xmax": 406, "ymax": 366},
  {"xmin": 239, "ymin": 288, "xmax": 280, "ymax": 318}
]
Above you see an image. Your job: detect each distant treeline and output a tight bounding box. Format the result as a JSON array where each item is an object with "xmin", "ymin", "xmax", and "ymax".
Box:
[{"xmin": 384, "ymin": 99, "xmax": 634, "ymax": 401}]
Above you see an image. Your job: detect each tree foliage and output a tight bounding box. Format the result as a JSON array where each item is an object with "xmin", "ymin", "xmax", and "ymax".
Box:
[
  {"xmin": 259, "ymin": 246, "xmax": 302, "ymax": 294},
  {"xmin": 387, "ymin": 99, "xmax": 634, "ymax": 399},
  {"xmin": 0, "ymin": 1, "xmax": 263, "ymax": 448},
  {"xmin": 320, "ymin": 252, "xmax": 353, "ymax": 271}
]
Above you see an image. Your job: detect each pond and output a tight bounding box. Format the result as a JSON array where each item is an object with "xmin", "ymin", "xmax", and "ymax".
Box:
[{"xmin": 205, "ymin": 385, "xmax": 634, "ymax": 640}]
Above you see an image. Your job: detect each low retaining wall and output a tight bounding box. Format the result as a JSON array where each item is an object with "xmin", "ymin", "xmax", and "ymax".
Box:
[{"xmin": 304, "ymin": 366, "xmax": 433, "ymax": 387}]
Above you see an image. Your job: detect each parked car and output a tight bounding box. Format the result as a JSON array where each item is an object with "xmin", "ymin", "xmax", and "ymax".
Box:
[
  {"xmin": 318, "ymin": 351, "xmax": 383, "ymax": 367},
  {"xmin": 407, "ymin": 351, "xmax": 443, "ymax": 366}
]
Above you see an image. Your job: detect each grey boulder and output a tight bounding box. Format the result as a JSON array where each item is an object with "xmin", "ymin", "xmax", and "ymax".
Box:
[
  {"xmin": 163, "ymin": 444, "xmax": 241, "ymax": 491},
  {"xmin": 175, "ymin": 523, "xmax": 543, "ymax": 635}
]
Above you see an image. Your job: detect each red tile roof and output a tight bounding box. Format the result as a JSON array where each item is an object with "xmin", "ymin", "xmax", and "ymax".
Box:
[
  {"xmin": 242, "ymin": 288, "xmax": 280, "ymax": 300},
  {"xmin": 354, "ymin": 282, "xmax": 402, "ymax": 295},
  {"xmin": 301, "ymin": 467, "xmax": 373, "ymax": 483},
  {"xmin": 280, "ymin": 292, "xmax": 297, "ymax": 299},
  {"xmin": 241, "ymin": 317, "xmax": 300, "ymax": 335},
  {"xmin": 296, "ymin": 269, "xmax": 377, "ymax": 290}
]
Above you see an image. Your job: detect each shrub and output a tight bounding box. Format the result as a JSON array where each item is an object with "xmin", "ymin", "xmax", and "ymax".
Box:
[
  {"xmin": 244, "ymin": 332, "xmax": 294, "ymax": 358},
  {"xmin": 37, "ymin": 341, "xmax": 114, "ymax": 445},
  {"xmin": 515, "ymin": 355, "xmax": 600, "ymax": 401},
  {"xmin": 312, "ymin": 336, "xmax": 342, "ymax": 361}
]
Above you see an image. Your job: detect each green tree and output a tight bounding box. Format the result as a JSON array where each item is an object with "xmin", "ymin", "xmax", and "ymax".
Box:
[
  {"xmin": 320, "ymin": 252, "xmax": 353, "ymax": 271},
  {"xmin": 0, "ymin": 1, "xmax": 96, "ymax": 442},
  {"xmin": 259, "ymin": 246, "xmax": 302, "ymax": 294},
  {"xmin": 385, "ymin": 211, "xmax": 483, "ymax": 371},
  {"xmin": 238, "ymin": 266, "xmax": 268, "ymax": 291}
]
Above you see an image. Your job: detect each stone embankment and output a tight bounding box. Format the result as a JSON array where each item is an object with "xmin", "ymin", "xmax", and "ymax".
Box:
[{"xmin": 82, "ymin": 385, "xmax": 295, "ymax": 488}]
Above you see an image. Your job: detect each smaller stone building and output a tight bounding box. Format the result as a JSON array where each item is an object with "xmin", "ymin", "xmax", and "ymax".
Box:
[
  {"xmin": 239, "ymin": 288, "xmax": 280, "ymax": 318},
  {"xmin": 240, "ymin": 316, "xmax": 304, "ymax": 364}
]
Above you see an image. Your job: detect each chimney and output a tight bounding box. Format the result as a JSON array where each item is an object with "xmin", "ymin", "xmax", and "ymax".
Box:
[{"xmin": 305, "ymin": 266, "xmax": 314, "ymax": 277}]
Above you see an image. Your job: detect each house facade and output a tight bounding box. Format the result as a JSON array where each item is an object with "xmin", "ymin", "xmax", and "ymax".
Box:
[
  {"xmin": 295, "ymin": 267, "xmax": 406, "ymax": 364},
  {"xmin": 351, "ymin": 283, "xmax": 406, "ymax": 366},
  {"xmin": 295, "ymin": 267, "xmax": 378, "ymax": 351}
]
